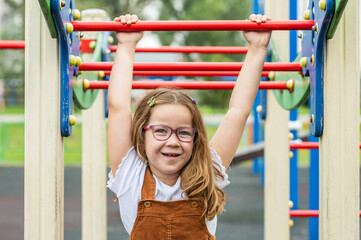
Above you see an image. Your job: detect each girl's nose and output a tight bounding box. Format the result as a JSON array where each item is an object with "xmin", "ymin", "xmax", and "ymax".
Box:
[{"xmin": 166, "ymin": 132, "xmax": 180, "ymax": 146}]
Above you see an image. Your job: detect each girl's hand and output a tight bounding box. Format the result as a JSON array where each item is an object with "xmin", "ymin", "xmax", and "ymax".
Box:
[
  {"xmin": 243, "ymin": 14, "xmax": 272, "ymax": 50},
  {"xmin": 114, "ymin": 14, "xmax": 144, "ymax": 46}
]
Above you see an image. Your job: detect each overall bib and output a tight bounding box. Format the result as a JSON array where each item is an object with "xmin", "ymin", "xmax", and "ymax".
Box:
[{"xmin": 130, "ymin": 167, "xmax": 216, "ymax": 240}]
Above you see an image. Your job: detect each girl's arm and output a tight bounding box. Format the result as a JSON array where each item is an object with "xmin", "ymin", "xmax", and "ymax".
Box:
[
  {"xmin": 108, "ymin": 14, "xmax": 144, "ymax": 177},
  {"xmin": 209, "ymin": 14, "xmax": 272, "ymax": 169}
]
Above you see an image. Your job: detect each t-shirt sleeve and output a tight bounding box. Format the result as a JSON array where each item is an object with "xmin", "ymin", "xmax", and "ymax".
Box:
[
  {"xmin": 106, "ymin": 146, "xmax": 147, "ymax": 198},
  {"xmin": 210, "ymin": 147, "xmax": 230, "ymax": 189}
]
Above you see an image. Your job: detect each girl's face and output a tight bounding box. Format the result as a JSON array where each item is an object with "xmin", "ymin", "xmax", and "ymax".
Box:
[{"xmin": 144, "ymin": 104, "xmax": 194, "ymax": 186}]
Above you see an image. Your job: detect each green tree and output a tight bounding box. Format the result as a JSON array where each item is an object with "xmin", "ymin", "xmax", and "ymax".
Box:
[
  {"xmin": 77, "ymin": 0, "xmax": 154, "ymax": 19},
  {"xmin": 157, "ymin": 0, "xmax": 251, "ymax": 108}
]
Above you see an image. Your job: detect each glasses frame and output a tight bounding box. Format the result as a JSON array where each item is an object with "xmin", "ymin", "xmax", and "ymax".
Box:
[{"xmin": 143, "ymin": 125, "xmax": 198, "ymax": 143}]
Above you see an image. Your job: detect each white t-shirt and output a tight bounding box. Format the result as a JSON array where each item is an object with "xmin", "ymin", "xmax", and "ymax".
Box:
[{"xmin": 107, "ymin": 146, "xmax": 230, "ymax": 236}]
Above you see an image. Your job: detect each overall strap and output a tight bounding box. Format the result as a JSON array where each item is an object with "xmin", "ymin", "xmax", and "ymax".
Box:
[{"xmin": 141, "ymin": 167, "xmax": 156, "ymax": 200}]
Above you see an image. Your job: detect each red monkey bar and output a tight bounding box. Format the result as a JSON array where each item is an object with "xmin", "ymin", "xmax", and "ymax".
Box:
[
  {"xmin": 83, "ymin": 80, "xmax": 294, "ymax": 91},
  {"xmin": 0, "ymin": 40, "xmax": 25, "ymax": 49},
  {"xmin": 290, "ymin": 210, "xmax": 361, "ymax": 218},
  {"xmin": 79, "ymin": 62, "xmax": 302, "ymax": 72},
  {"xmin": 102, "ymin": 70, "xmax": 271, "ymax": 77},
  {"xmin": 70, "ymin": 20, "xmax": 315, "ymax": 32},
  {"xmin": 289, "ymin": 142, "xmax": 361, "ymax": 149},
  {"xmin": 131, "ymin": 46, "xmax": 248, "ymax": 54}
]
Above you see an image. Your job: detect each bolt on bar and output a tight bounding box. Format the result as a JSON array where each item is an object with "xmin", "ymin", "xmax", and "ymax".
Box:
[
  {"xmin": 290, "ymin": 210, "xmax": 361, "ymax": 218},
  {"xmin": 0, "ymin": 40, "xmax": 25, "ymax": 49},
  {"xmin": 70, "ymin": 20, "xmax": 315, "ymax": 32},
  {"xmin": 290, "ymin": 142, "xmax": 361, "ymax": 149},
  {"xmin": 79, "ymin": 62, "xmax": 302, "ymax": 71},
  {"xmin": 102, "ymin": 70, "xmax": 271, "ymax": 77},
  {"xmin": 82, "ymin": 80, "xmax": 294, "ymax": 91}
]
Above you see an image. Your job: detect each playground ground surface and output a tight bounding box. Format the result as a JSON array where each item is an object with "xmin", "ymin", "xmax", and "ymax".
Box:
[{"xmin": 0, "ymin": 163, "xmax": 316, "ymax": 240}]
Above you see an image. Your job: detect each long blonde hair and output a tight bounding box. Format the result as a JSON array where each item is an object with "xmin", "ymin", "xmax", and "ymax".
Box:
[{"xmin": 131, "ymin": 88, "xmax": 226, "ymax": 220}]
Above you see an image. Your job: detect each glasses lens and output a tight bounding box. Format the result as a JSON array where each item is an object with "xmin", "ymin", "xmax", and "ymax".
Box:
[
  {"xmin": 152, "ymin": 125, "xmax": 171, "ymax": 140},
  {"xmin": 177, "ymin": 127, "xmax": 195, "ymax": 142}
]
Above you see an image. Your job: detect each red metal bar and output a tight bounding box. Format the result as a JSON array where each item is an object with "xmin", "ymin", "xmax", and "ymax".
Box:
[
  {"xmin": 290, "ymin": 210, "xmax": 361, "ymax": 218},
  {"xmin": 110, "ymin": 46, "xmax": 249, "ymax": 54},
  {"xmin": 290, "ymin": 142, "xmax": 361, "ymax": 149},
  {"xmin": 71, "ymin": 20, "xmax": 315, "ymax": 32},
  {"xmin": 0, "ymin": 40, "xmax": 25, "ymax": 49},
  {"xmin": 103, "ymin": 70, "xmax": 270, "ymax": 77},
  {"xmin": 289, "ymin": 142, "xmax": 319, "ymax": 149},
  {"xmin": 290, "ymin": 210, "xmax": 319, "ymax": 218},
  {"xmin": 86, "ymin": 80, "xmax": 290, "ymax": 90},
  {"xmin": 80, "ymin": 62, "xmax": 302, "ymax": 71}
]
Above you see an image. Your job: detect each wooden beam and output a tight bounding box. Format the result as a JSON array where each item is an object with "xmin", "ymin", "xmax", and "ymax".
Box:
[
  {"xmin": 319, "ymin": 1, "xmax": 360, "ymax": 239},
  {"xmin": 264, "ymin": 1, "xmax": 290, "ymax": 239},
  {"xmin": 81, "ymin": 9, "xmax": 107, "ymax": 240},
  {"xmin": 24, "ymin": 1, "xmax": 64, "ymax": 239}
]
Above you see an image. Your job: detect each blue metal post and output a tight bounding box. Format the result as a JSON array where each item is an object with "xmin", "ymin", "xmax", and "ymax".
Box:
[
  {"xmin": 289, "ymin": 0, "xmax": 299, "ymax": 210},
  {"xmin": 252, "ymin": 93, "xmax": 260, "ymax": 174},
  {"xmin": 253, "ymin": 0, "xmax": 259, "ymax": 14}
]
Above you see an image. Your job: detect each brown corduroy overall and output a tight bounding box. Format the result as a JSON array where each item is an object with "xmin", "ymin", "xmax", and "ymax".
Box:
[{"xmin": 130, "ymin": 167, "xmax": 216, "ymax": 240}]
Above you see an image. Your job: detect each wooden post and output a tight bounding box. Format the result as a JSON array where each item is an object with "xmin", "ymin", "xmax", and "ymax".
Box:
[
  {"xmin": 319, "ymin": 1, "xmax": 360, "ymax": 239},
  {"xmin": 264, "ymin": 1, "xmax": 290, "ymax": 239},
  {"xmin": 24, "ymin": 1, "xmax": 64, "ymax": 239},
  {"xmin": 81, "ymin": 9, "xmax": 107, "ymax": 240}
]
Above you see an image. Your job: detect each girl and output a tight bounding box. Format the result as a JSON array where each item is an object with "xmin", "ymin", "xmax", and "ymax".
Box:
[{"xmin": 107, "ymin": 14, "xmax": 272, "ymax": 239}]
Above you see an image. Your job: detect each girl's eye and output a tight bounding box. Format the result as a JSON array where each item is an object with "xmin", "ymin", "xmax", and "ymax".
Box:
[
  {"xmin": 179, "ymin": 130, "xmax": 192, "ymax": 136},
  {"xmin": 154, "ymin": 127, "xmax": 168, "ymax": 134}
]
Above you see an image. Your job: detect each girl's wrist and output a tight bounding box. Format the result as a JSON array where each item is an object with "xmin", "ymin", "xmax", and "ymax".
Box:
[
  {"xmin": 247, "ymin": 44, "xmax": 268, "ymax": 54},
  {"xmin": 117, "ymin": 42, "xmax": 137, "ymax": 48},
  {"xmin": 116, "ymin": 43, "xmax": 138, "ymax": 54}
]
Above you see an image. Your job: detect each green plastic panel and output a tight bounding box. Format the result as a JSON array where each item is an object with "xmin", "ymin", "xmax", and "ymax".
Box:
[
  {"xmin": 270, "ymin": 41, "xmax": 310, "ymax": 110},
  {"xmin": 38, "ymin": 0, "xmax": 58, "ymax": 38},
  {"xmin": 73, "ymin": 33, "xmax": 103, "ymax": 109},
  {"xmin": 327, "ymin": 0, "xmax": 348, "ymax": 39}
]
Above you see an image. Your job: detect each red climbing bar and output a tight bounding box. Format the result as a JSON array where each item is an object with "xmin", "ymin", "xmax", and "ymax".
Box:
[
  {"xmin": 103, "ymin": 70, "xmax": 271, "ymax": 77},
  {"xmin": 71, "ymin": 20, "xmax": 315, "ymax": 32},
  {"xmin": 85, "ymin": 80, "xmax": 291, "ymax": 90},
  {"xmin": 110, "ymin": 46, "xmax": 249, "ymax": 54},
  {"xmin": 290, "ymin": 142, "xmax": 361, "ymax": 149},
  {"xmin": 0, "ymin": 40, "xmax": 25, "ymax": 49},
  {"xmin": 79, "ymin": 62, "xmax": 302, "ymax": 71},
  {"xmin": 290, "ymin": 210, "xmax": 319, "ymax": 218},
  {"xmin": 290, "ymin": 210, "xmax": 361, "ymax": 218},
  {"xmin": 80, "ymin": 39, "xmax": 249, "ymax": 53},
  {"xmin": 289, "ymin": 142, "xmax": 319, "ymax": 149}
]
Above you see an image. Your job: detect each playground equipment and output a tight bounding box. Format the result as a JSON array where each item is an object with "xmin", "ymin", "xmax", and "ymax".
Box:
[
  {"xmin": 83, "ymin": 80, "xmax": 294, "ymax": 90},
  {"xmin": 23, "ymin": 0, "xmax": 359, "ymax": 239}
]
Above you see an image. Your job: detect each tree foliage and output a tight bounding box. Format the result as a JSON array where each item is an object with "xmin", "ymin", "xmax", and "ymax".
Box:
[{"xmin": 77, "ymin": 0, "xmax": 153, "ymax": 19}]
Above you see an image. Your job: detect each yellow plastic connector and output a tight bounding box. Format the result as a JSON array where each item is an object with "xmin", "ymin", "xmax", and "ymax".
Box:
[
  {"xmin": 69, "ymin": 115, "xmax": 76, "ymax": 126},
  {"xmin": 66, "ymin": 23, "xmax": 73, "ymax": 34},
  {"xmin": 73, "ymin": 9, "xmax": 81, "ymax": 20},
  {"xmin": 303, "ymin": 10, "xmax": 310, "ymax": 20},
  {"xmin": 300, "ymin": 57, "xmax": 307, "ymax": 68}
]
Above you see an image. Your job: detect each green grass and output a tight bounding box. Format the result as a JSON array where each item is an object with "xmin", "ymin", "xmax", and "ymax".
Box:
[
  {"xmin": 198, "ymin": 106, "xmax": 227, "ymax": 114},
  {"xmin": 0, "ymin": 105, "xmax": 24, "ymax": 114}
]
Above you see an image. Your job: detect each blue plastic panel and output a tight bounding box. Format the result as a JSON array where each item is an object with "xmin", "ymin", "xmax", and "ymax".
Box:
[
  {"xmin": 301, "ymin": 0, "xmax": 335, "ymax": 137},
  {"xmin": 51, "ymin": 0, "xmax": 80, "ymax": 136}
]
